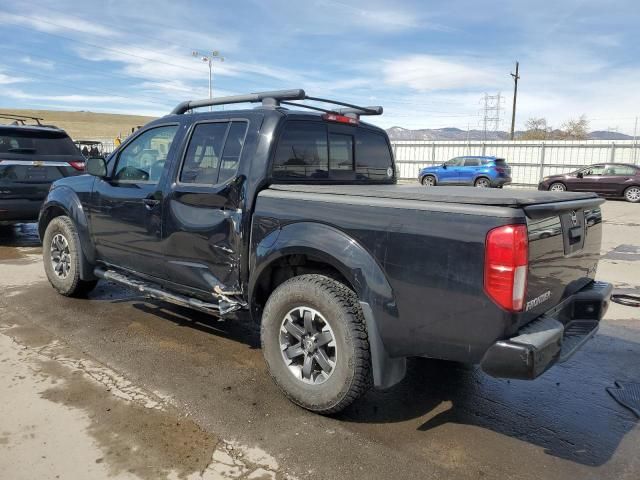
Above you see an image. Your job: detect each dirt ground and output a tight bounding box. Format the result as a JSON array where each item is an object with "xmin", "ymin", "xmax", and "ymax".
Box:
[
  {"xmin": 0, "ymin": 108, "xmax": 155, "ymax": 140},
  {"xmin": 0, "ymin": 200, "xmax": 638, "ymax": 480}
]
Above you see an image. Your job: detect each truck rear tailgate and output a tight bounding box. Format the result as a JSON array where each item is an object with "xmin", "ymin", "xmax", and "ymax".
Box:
[{"xmin": 519, "ymin": 197, "xmax": 605, "ymax": 326}]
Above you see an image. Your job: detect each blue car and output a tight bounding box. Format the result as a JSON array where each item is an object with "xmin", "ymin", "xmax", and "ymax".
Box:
[{"xmin": 418, "ymin": 156, "xmax": 512, "ymax": 188}]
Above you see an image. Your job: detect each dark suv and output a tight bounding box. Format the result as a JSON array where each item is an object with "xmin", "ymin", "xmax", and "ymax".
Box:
[{"xmin": 0, "ymin": 123, "xmax": 85, "ymax": 225}]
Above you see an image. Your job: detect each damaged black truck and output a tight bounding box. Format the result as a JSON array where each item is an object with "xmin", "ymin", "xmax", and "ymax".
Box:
[{"xmin": 38, "ymin": 90, "xmax": 612, "ymax": 414}]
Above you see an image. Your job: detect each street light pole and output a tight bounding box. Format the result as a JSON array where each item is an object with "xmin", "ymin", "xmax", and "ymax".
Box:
[{"xmin": 191, "ymin": 50, "xmax": 224, "ymax": 111}]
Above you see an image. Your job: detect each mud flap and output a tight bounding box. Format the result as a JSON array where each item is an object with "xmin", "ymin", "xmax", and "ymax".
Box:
[{"xmin": 360, "ymin": 301, "xmax": 406, "ymax": 389}]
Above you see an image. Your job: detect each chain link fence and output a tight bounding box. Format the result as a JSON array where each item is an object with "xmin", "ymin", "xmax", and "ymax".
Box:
[{"xmin": 392, "ymin": 140, "xmax": 640, "ymax": 187}]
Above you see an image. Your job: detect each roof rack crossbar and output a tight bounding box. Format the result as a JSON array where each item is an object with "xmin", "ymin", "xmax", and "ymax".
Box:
[
  {"xmin": 279, "ymin": 101, "xmax": 334, "ymax": 114},
  {"xmin": 0, "ymin": 114, "xmax": 44, "ymax": 125},
  {"xmin": 171, "ymin": 89, "xmax": 306, "ymax": 115},
  {"xmin": 303, "ymin": 96, "xmax": 382, "ymax": 116},
  {"xmin": 170, "ymin": 89, "xmax": 383, "ymax": 118}
]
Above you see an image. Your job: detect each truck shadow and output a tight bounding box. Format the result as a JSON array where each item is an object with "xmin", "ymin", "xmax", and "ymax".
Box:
[{"xmin": 338, "ymin": 332, "xmax": 639, "ymax": 467}]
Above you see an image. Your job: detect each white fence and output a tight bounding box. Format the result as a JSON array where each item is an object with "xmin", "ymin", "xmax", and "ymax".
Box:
[{"xmin": 392, "ymin": 140, "xmax": 640, "ymax": 187}]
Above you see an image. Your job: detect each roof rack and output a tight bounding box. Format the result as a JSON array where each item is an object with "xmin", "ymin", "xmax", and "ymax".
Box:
[
  {"xmin": 0, "ymin": 114, "xmax": 45, "ymax": 126},
  {"xmin": 170, "ymin": 89, "xmax": 383, "ymax": 118}
]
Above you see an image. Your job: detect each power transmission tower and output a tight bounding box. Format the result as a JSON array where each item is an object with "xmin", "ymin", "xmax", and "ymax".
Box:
[
  {"xmin": 510, "ymin": 61, "xmax": 520, "ymax": 140},
  {"xmin": 480, "ymin": 93, "xmax": 503, "ymax": 141}
]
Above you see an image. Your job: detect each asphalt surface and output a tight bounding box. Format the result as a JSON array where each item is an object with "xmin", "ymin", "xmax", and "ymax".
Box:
[{"xmin": 1, "ymin": 201, "xmax": 639, "ymax": 479}]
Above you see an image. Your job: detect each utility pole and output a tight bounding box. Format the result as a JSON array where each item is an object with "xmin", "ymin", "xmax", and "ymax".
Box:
[
  {"xmin": 510, "ymin": 61, "xmax": 520, "ymax": 140},
  {"xmin": 191, "ymin": 50, "xmax": 224, "ymax": 110},
  {"xmin": 633, "ymin": 116, "xmax": 638, "ymax": 164}
]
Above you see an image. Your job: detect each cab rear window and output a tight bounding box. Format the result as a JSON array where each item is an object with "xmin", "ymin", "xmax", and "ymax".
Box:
[
  {"xmin": 272, "ymin": 120, "xmax": 393, "ymax": 181},
  {"xmin": 0, "ymin": 129, "xmax": 80, "ymax": 157}
]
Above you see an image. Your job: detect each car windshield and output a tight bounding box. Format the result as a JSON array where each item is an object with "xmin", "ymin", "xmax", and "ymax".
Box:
[{"xmin": 0, "ymin": 128, "xmax": 80, "ymax": 157}]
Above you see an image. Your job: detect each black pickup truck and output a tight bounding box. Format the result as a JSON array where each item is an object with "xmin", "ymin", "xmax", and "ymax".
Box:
[{"xmin": 38, "ymin": 90, "xmax": 612, "ymax": 414}]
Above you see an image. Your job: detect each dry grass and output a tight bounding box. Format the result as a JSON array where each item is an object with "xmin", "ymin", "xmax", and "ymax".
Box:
[{"xmin": 0, "ymin": 108, "xmax": 157, "ymax": 140}]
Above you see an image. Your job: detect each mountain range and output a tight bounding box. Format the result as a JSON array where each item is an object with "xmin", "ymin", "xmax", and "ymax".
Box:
[{"xmin": 385, "ymin": 126, "xmax": 634, "ymax": 141}]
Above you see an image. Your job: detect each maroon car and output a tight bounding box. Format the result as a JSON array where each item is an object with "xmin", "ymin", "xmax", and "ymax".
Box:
[{"xmin": 538, "ymin": 163, "xmax": 640, "ymax": 203}]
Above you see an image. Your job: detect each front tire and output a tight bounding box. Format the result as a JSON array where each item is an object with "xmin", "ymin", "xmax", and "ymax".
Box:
[
  {"xmin": 624, "ymin": 186, "xmax": 640, "ymax": 203},
  {"xmin": 43, "ymin": 216, "xmax": 98, "ymax": 297},
  {"xmin": 261, "ymin": 274, "xmax": 372, "ymax": 414},
  {"xmin": 421, "ymin": 175, "xmax": 436, "ymax": 187},
  {"xmin": 549, "ymin": 182, "xmax": 566, "ymax": 192}
]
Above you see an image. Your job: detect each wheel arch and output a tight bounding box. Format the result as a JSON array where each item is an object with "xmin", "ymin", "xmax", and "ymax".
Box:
[
  {"xmin": 39, "ymin": 187, "xmax": 96, "ymax": 280},
  {"xmin": 249, "ymin": 222, "xmax": 405, "ymax": 388}
]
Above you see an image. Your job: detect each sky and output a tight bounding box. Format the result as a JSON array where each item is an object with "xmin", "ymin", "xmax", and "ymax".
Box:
[{"xmin": 0, "ymin": 0, "xmax": 639, "ymax": 134}]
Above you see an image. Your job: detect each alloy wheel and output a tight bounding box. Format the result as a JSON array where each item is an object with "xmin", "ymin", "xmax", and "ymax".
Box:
[
  {"xmin": 50, "ymin": 233, "xmax": 71, "ymax": 279},
  {"xmin": 626, "ymin": 186, "xmax": 640, "ymax": 202},
  {"xmin": 279, "ymin": 307, "xmax": 337, "ymax": 385},
  {"xmin": 422, "ymin": 176, "xmax": 435, "ymax": 186},
  {"xmin": 475, "ymin": 178, "xmax": 490, "ymax": 188}
]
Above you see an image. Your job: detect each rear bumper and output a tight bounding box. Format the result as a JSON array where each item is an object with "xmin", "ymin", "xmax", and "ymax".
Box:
[
  {"xmin": 480, "ymin": 281, "xmax": 612, "ymax": 380},
  {"xmin": 492, "ymin": 176, "xmax": 511, "ymax": 187},
  {"xmin": 0, "ymin": 198, "xmax": 43, "ymax": 223}
]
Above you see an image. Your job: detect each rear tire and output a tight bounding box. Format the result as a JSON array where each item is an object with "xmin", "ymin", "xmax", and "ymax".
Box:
[
  {"xmin": 549, "ymin": 182, "xmax": 566, "ymax": 192},
  {"xmin": 261, "ymin": 274, "xmax": 372, "ymax": 414},
  {"xmin": 43, "ymin": 216, "xmax": 98, "ymax": 297},
  {"xmin": 624, "ymin": 186, "xmax": 640, "ymax": 203},
  {"xmin": 474, "ymin": 177, "xmax": 491, "ymax": 188},
  {"xmin": 421, "ymin": 175, "xmax": 436, "ymax": 187}
]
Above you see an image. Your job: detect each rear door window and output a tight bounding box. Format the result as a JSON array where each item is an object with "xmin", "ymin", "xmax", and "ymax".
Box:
[
  {"xmin": 463, "ymin": 158, "xmax": 481, "ymax": 167},
  {"xmin": 180, "ymin": 122, "xmax": 228, "ymax": 184},
  {"xmin": 218, "ymin": 122, "xmax": 248, "ymax": 183}
]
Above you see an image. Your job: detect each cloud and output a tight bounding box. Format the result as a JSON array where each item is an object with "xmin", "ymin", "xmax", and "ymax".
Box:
[
  {"xmin": 0, "ymin": 71, "xmax": 29, "ymax": 85},
  {"xmin": 382, "ymin": 55, "xmax": 500, "ymax": 91},
  {"xmin": 0, "ymin": 11, "xmax": 116, "ymax": 38},
  {"xmin": 20, "ymin": 56, "xmax": 55, "ymax": 70}
]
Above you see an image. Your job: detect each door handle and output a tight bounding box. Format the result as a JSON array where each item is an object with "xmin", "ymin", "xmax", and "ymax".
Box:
[{"xmin": 142, "ymin": 198, "xmax": 160, "ymax": 209}]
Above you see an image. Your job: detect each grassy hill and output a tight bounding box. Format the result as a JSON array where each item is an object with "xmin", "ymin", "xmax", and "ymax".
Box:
[{"xmin": 0, "ymin": 108, "xmax": 157, "ymax": 140}]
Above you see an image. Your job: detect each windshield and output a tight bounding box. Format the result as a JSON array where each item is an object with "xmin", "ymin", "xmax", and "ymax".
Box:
[{"xmin": 0, "ymin": 129, "xmax": 81, "ymax": 157}]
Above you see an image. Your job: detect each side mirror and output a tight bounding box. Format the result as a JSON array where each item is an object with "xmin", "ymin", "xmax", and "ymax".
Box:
[
  {"xmin": 442, "ymin": 164, "xmax": 447, "ymax": 169},
  {"xmin": 576, "ymin": 172, "xmax": 584, "ymax": 178},
  {"xmin": 86, "ymin": 157, "xmax": 108, "ymax": 178}
]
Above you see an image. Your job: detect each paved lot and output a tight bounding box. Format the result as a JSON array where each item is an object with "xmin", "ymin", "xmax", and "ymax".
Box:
[{"xmin": 0, "ymin": 200, "xmax": 639, "ymax": 480}]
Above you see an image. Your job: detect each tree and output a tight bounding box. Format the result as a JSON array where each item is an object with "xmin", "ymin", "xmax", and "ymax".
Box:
[
  {"xmin": 559, "ymin": 115, "xmax": 589, "ymax": 140},
  {"xmin": 521, "ymin": 117, "xmax": 551, "ymax": 140}
]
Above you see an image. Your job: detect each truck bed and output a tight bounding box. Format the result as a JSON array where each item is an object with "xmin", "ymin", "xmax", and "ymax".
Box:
[{"xmin": 268, "ymin": 184, "xmax": 599, "ymax": 207}]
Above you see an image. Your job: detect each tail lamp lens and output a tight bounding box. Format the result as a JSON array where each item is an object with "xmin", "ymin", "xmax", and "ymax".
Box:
[{"xmin": 484, "ymin": 224, "xmax": 528, "ymax": 311}]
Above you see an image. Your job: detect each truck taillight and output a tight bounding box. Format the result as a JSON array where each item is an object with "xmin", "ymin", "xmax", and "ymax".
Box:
[
  {"xmin": 68, "ymin": 161, "xmax": 86, "ymax": 171},
  {"xmin": 484, "ymin": 224, "xmax": 528, "ymax": 312},
  {"xmin": 322, "ymin": 113, "xmax": 359, "ymax": 125}
]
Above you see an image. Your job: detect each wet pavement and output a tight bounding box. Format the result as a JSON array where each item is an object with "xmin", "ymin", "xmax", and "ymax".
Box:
[{"xmin": 0, "ymin": 201, "xmax": 639, "ymax": 479}]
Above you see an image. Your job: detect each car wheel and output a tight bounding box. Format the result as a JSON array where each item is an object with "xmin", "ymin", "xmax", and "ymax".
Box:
[
  {"xmin": 624, "ymin": 186, "xmax": 640, "ymax": 203},
  {"xmin": 549, "ymin": 182, "xmax": 566, "ymax": 192},
  {"xmin": 261, "ymin": 274, "xmax": 372, "ymax": 414},
  {"xmin": 421, "ymin": 175, "xmax": 436, "ymax": 187},
  {"xmin": 474, "ymin": 177, "xmax": 490, "ymax": 188},
  {"xmin": 43, "ymin": 216, "xmax": 98, "ymax": 297}
]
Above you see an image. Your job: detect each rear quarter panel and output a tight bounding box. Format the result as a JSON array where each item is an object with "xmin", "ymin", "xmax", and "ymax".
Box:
[{"xmin": 252, "ymin": 190, "xmax": 525, "ymax": 363}]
